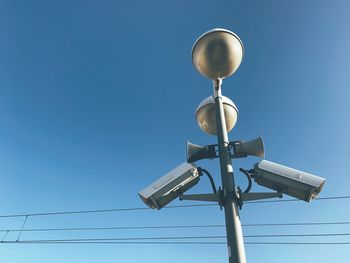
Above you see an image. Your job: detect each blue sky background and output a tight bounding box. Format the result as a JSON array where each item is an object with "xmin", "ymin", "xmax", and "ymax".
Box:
[{"xmin": 0, "ymin": 0, "xmax": 350, "ymax": 262}]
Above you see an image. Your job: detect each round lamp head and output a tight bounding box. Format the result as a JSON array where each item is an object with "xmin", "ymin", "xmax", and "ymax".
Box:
[
  {"xmin": 192, "ymin": 28, "xmax": 244, "ymax": 80},
  {"xmin": 195, "ymin": 96, "xmax": 238, "ymax": 135}
]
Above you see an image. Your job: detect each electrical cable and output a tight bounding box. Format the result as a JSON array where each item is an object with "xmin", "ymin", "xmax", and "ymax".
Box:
[
  {"xmin": 243, "ymin": 221, "xmax": 350, "ymax": 227},
  {"xmin": 238, "ymin": 168, "xmax": 252, "ymax": 193},
  {"xmin": 0, "ymin": 224, "xmax": 224, "ymax": 232},
  {"xmin": 1, "ymin": 220, "xmax": 350, "ymax": 233},
  {"xmin": 3, "ymin": 232, "xmax": 350, "ymax": 242},
  {"xmin": 16, "ymin": 215, "xmax": 28, "ymax": 242},
  {"xmin": 247, "ymin": 195, "xmax": 350, "ymax": 204},
  {"xmin": 198, "ymin": 167, "xmax": 217, "ymax": 193},
  {"xmin": 0, "ymin": 195, "xmax": 349, "ymax": 219},
  {"xmin": 1, "ymin": 241, "xmax": 350, "ymax": 245},
  {"xmin": 0, "ymin": 204, "xmax": 218, "ymax": 219},
  {"xmin": 1, "ymin": 230, "xmax": 9, "ymax": 242}
]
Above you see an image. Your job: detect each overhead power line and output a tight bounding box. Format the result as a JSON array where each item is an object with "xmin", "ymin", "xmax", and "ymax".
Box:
[
  {"xmin": 1, "ymin": 220, "xmax": 350, "ymax": 233},
  {"xmin": 5, "ymin": 232, "xmax": 350, "ymax": 242},
  {"xmin": 247, "ymin": 195, "xmax": 350, "ymax": 204},
  {"xmin": 3, "ymin": 232, "xmax": 350, "ymax": 245},
  {"xmin": 2, "ymin": 240, "xmax": 350, "ymax": 245},
  {"xmin": 0, "ymin": 204, "xmax": 211, "ymax": 219},
  {"xmin": 243, "ymin": 221, "xmax": 350, "ymax": 227},
  {"xmin": 0, "ymin": 195, "xmax": 349, "ymax": 219}
]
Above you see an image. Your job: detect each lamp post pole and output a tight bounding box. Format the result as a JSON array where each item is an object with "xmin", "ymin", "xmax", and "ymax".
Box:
[
  {"xmin": 213, "ymin": 79, "xmax": 247, "ymax": 263},
  {"xmin": 191, "ymin": 28, "xmax": 247, "ymax": 263}
]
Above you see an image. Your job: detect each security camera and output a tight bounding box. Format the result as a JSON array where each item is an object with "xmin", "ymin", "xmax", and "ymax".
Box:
[
  {"xmin": 138, "ymin": 162, "xmax": 200, "ymax": 209},
  {"xmin": 252, "ymin": 160, "xmax": 326, "ymax": 202}
]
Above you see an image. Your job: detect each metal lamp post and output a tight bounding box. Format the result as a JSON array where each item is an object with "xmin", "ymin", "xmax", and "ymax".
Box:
[
  {"xmin": 192, "ymin": 29, "xmax": 246, "ymax": 263},
  {"xmin": 139, "ymin": 28, "xmax": 326, "ymax": 263}
]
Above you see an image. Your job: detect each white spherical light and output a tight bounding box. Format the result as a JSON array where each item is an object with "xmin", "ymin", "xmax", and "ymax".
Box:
[
  {"xmin": 192, "ymin": 28, "xmax": 244, "ymax": 80},
  {"xmin": 195, "ymin": 96, "xmax": 238, "ymax": 135}
]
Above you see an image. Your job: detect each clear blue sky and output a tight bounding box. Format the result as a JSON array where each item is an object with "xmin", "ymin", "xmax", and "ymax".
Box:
[{"xmin": 0, "ymin": 0, "xmax": 349, "ymax": 262}]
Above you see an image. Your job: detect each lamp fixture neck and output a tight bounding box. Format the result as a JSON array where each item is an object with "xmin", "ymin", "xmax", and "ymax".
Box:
[{"xmin": 213, "ymin": 79, "xmax": 223, "ymax": 98}]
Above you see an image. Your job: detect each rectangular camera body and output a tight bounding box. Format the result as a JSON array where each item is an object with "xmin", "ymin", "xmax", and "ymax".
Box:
[
  {"xmin": 139, "ymin": 162, "xmax": 200, "ymax": 209},
  {"xmin": 253, "ymin": 160, "xmax": 326, "ymax": 202}
]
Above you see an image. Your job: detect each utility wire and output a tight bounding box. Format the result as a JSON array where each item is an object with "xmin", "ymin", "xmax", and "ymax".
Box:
[
  {"xmin": 16, "ymin": 215, "xmax": 28, "ymax": 242},
  {"xmin": 4, "ymin": 236, "xmax": 228, "ymax": 242},
  {"xmin": 247, "ymin": 195, "xmax": 350, "ymax": 204},
  {"xmin": 0, "ymin": 195, "xmax": 349, "ymax": 219},
  {"xmin": 243, "ymin": 221, "xmax": 350, "ymax": 227},
  {"xmin": 5, "ymin": 232, "xmax": 350, "ymax": 242},
  {"xmin": 1, "ymin": 230, "xmax": 9, "ymax": 242},
  {"xmin": 246, "ymin": 242, "xmax": 350, "ymax": 245},
  {"xmin": 2, "ymin": 241, "xmax": 350, "ymax": 245},
  {"xmin": 0, "ymin": 207, "xmax": 150, "ymax": 219},
  {"xmin": 0, "ymin": 204, "xmax": 212, "ymax": 219},
  {"xmin": 0, "ymin": 225, "xmax": 224, "ymax": 232},
  {"xmin": 1, "ymin": 220, "xmax": 350, "ymax": 233}
]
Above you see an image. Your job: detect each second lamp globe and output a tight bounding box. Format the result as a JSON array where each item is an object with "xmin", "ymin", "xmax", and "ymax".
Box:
[{"xmin": 195, "ymin": 96, "xmax": 238, "ymax": 135}]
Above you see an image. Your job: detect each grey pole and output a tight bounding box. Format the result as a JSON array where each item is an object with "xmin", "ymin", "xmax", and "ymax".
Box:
[{"xmin": 213, "ymin": 79, "xmax": 247, "ymax": 263}]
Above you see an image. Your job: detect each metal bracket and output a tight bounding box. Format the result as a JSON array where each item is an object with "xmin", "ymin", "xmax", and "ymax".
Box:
[
  {"xmin": 240, "ymin": 192, "xmax": 282, "ymax": 202},
  {"xmin": 180, "ymin": 191, "xmax": 282, "ymax": 208},
  {"xmin": 179, "ymin": 193, "xmax": 220, "ymax": 202}
]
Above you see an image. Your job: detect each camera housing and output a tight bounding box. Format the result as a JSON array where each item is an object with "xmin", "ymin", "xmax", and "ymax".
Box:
[
  {"xmin": 253, "ymin": 160, "xmax": 326, "ymax": 202},
  {"xmin": 138, "ymin": 162, "xmax": 200, "ymax": 209}
]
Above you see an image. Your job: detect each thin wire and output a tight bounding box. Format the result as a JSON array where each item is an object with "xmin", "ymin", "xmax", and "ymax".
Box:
[
  {"xmin": 246, "ymin": 242, "xmax": 350, "ymax": 245},
  {"xmin": 1, "ymin": 230, "xmax": 9, "ymax": 242},
  {"xmin": 2, "ymin": 241, "xmax": 350, "ymax": 245},
  {"xmin": 16, "ymin": 215, "xmax": 28, "ymax": 242},
  {"xmin": 0, "ymin": 241, "xmax": 225, "ymax": 245},
  {"xmin": 0, "ymin": 207, "xmax": 150, "ymax": 218},
  {"xmin": 0, "ymin": 204, "xmax": 215, "ymax": 219},
  {"xmin": 246, "ymin": 195, "xmax": 350, "ymax": 204},
  {"xmin": 244, "ymin": 233, "xmax": 350, "ymax": 238},
  {"xmin": 4, "ymin": 232, "xmax": 350, "ymax": 243},
  {"xmin": 0, "ymin": 195, "xmax": 349, "ymax": 219},
  {"xmin": 242, "ymin": 221, "xmax": 350, "ymax": 227},
  {"xmin": 1, "ymin": 220, "xmax": 350, "ymax": 233},
  {"xmin": 13, "ymin": 236, "xmax": 227, "ymax": 242},
  {"xmin": 0, "ymin": 224, "xmax": 225, "ymax": 232}
]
